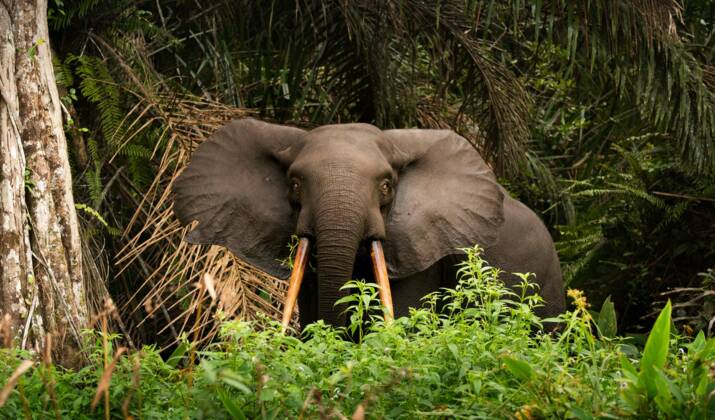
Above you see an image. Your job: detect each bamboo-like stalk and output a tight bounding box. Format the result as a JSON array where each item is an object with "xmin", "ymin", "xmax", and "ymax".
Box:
[
  {"xmin": 370, "ymin": 241, "xmax": 394, "ymax": 322},
  {"xmin": 281, "ymin": 238, "xmax": 310, "ymax": 329}
]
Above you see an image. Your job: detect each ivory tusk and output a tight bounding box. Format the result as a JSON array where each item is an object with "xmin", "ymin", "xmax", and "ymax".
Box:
[
  {"xmin": 370, "ymin": 240, "xmax": 394, "ymax": 322},
  {"xmin": 281, "ymin": 237, "xmax": 310, "ymax": 330}
]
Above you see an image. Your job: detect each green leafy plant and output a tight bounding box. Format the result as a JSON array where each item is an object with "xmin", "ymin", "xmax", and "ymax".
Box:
[
  {"xmin": 1, "ymin": 247, "xmax": 711, "ymax": 418},
  {"xmin": 619, "ymin": 301, "xmax": 715, "ymax": 418},
  {"xmin": 335, "ymin": 280, "xmax": 383, "ymax": 343}
]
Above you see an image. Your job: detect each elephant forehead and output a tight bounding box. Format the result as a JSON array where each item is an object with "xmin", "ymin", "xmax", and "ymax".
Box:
[
  {"xmin": 296, "ymin": 132, "xmax": 388, "ymax": 167},
  {"xmin": 309, "ymin": 122, "xmax": 381, "ymax": 135},
  {"xmin": 305, "ymin": 124, "xmax": 383, "ymax": 145},
  {"xmin": 293, "ymin": 148, "xmax": 389, "ymax": 178}
]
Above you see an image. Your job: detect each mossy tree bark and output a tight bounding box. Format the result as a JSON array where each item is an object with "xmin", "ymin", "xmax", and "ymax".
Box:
[{"xmin": 0, "ymin": 0, "xmax": 88, "ymax": 366}]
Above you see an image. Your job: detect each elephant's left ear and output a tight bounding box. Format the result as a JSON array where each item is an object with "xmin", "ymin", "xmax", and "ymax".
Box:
[{"xmin": 378, "ymin": 129, "xmax": 505, "ymax": 278}]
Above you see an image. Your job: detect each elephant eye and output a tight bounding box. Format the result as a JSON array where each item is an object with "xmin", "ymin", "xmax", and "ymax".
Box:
[
  {"xmin": 289, "ymin": 178, "xmax": 302, "ymax": 203},
  {"xmin": 379, "ymin": 180, "xmax": 392, "ymax": 195}
]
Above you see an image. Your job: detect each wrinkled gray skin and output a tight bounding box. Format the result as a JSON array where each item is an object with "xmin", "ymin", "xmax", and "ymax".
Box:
[{"xmin": 173, "ymin": 119, "xmax": 565, "ymax": 328}]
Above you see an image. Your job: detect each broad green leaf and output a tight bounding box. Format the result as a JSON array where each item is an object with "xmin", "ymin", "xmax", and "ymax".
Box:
[
  {"xmin": 657, "ymin": 369, "xmax": 683, "ymax": 404},
  {"xmin": 597, "ymin": 296, "xmax": 617, "ymax": 338},
  {"xmin": 219, "ymin": 369, "xmax": 251, "ymax": 394},
  {"xmin": 568, "ymin": 406, "xmax": 593, "ymax": 420},
  {"xmin": 334, "ymin": 295, "xmax": 357, "ymax": 306},
  {"xmin": 166, "ymin": 342, "xmax": 190, "ymax": 368},
  {"xmin": 218, "ymin": 389, "xmax": 247, "ymax": 420},
  {"xmin": 640, "ymin": 301, "xmax": 672, "ymax": 372},
  {"xmin": 448, "ymin": 343, "xmax": 460, "ymax": 361},
  {"xmin": 502, "ymin": 356, "xmax": 535, "ymax": 382},
  {"xmin": 619, "ymin": 354, "xmax": 638, "ymax": 381},
  {"xmin": 617, "ymin": 343, "xmax": 640, "ymax": 359},
  {"xmin": 696, "ymin": 375, "xmax": 709, "ymax": 397},
  {"xmin": 638, "ymin": 301, "xmax": 672, "ymax": 397},
  {"xmin": 687, "ymin": 331, "xmax": 706, "ymax": 353},
  {"xmin": 259, "ymin": 388, "xmax": 277, "ymax": 402}
]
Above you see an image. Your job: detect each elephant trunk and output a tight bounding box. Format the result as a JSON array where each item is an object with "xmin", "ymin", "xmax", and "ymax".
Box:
[{"xmin": 314, "ymin": 172, "xmax": 365, "ymax": 327}]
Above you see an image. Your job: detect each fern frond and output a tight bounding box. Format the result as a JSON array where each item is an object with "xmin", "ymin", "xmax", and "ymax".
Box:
[
  {"xmin": 86, "ymin": 137, "xmax": 101, "ymax": 165},
  {"xmin": 49, "ymin": 0, "xmax": 102, "ymax": 30},
  {"xmin": 84, "ymin": 168, "xmax": 103, "ymax": 209},
  {"xmin": 75, "ymin": 203, "xmax": 109, "ymax": 228},
  {"xmin": 605, "ymin": 182, "xmax": 667, "ymax": 209},
  {"xmin": 119, "ymin": 144, "xmax": 152, "ymax": 160},
  {"xmin": 655, "ymin": 200, "xmax": 691, "ymax": 232},
  {"xmin": 560, "ymin": 246, "xmax": 603, "ymax": 286},
  {"xmin": 53, "ymin": 55, "xmax": 74, "ymax": 88},
  {"xmin": 75, "ymin": 203, "xmax": 120, "ymax": 236},
  {"xmin": 71, "ymin": 55, "xmax": 126, "ymax": 149}
]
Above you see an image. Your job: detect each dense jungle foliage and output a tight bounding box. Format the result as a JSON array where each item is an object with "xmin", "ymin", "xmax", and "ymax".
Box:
[
  {"xmin": 45, "ymin": 0, "xmax": 715, "ymax": 344},
  {"xmin": 1, "ymin": 2, "xmax": 715, "ymax": 417},
  {"xmin": 1, "ymin": 248, "xmax": 713, "ymax": 418}
]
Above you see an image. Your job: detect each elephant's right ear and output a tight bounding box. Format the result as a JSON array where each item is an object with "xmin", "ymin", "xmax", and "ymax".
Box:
[{"xmin": 172, "ymin": 118, "xmax": 306, "ymax": 279}]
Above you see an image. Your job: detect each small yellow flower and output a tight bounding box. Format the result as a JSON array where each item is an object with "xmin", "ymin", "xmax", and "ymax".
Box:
[
  {"xmin": 567, "ymin": 288, "xmax": 590, "ymax": 311},
  {"xmin": 567, "ymin": 288, "xmax": 592, "ymax": 323},
  {"xmin": 515, "ymin": 404, "xmax": 537, "ymax": 420}
]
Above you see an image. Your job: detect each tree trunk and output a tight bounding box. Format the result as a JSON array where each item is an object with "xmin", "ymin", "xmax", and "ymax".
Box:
[{"xmin": 0, "ymin": 0, "xmax": 89, "ymax": 366}]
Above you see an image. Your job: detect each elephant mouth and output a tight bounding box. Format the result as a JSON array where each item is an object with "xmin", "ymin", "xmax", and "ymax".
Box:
[
  {"xmin": 351, "ymin": 240, "xmax": 375, "ymax": 281},
  {"xmin": 281, "ymin": 237, "xmax": 394, "ymax": 329}
]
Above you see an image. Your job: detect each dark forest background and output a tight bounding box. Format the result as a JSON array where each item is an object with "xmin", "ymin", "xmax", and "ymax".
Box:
[{"xmin": 47, "ymin": 0, "xmax": 715, "ymax": 347}]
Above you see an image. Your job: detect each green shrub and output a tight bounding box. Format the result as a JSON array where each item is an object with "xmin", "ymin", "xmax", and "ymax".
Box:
[{"xmin": 1, "ymin": 247, "xmax": 713, "ymax": 419}]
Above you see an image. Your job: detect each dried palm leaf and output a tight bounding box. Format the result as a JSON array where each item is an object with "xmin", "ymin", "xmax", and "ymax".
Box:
[{"xmin": 114, "ymin": 93, "xmax": 304, "ymax": 349}]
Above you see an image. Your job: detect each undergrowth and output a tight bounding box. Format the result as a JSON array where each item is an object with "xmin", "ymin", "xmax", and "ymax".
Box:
[{"xmin": 1, "ymin": 247, "xmax": 713, "ymax": 419}]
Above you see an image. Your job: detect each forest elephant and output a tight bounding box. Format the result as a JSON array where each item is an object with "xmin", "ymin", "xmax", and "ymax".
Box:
[{"xmin": 172, "ymin": 119, "xmax": 566, "ymax": 329}]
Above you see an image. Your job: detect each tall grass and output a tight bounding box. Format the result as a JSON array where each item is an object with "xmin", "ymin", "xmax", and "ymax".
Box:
[{"xmin": 1, "ymin": 247, "xmax": 713, "ymax": 418}]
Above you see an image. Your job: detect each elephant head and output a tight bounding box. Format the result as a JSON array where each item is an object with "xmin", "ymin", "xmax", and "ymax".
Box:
[{"xmin": 173, "ymin": 119, "xmax": 504, "ymax": 326}]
